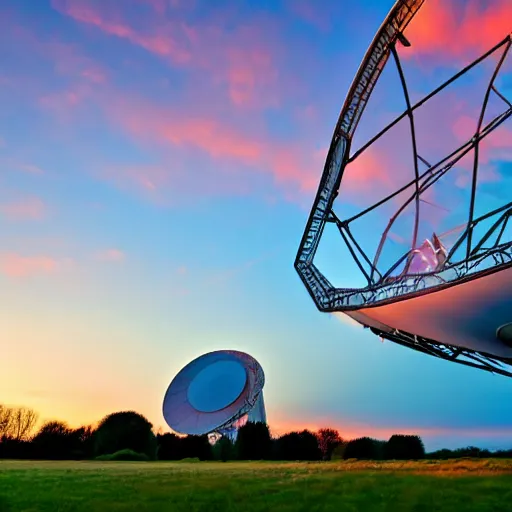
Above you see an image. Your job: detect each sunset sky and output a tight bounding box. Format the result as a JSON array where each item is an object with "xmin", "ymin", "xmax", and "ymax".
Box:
[{"xmin": 1, "ymin": 0, "xmax": 511, "ymax": 452}]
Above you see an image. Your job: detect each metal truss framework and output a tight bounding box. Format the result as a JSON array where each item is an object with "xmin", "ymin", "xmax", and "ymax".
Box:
[
  {"xmin": 371, "ymin": 327, "xmax": 512, "ymax": 378},
  {"xmin": 294, "ymin": 0, "xmax": 512, "ymax": 376}
]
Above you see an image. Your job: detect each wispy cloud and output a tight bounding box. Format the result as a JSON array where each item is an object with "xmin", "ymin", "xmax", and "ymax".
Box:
[
  {"xmin": 286, "ymin": 0, "xmax": 332, "ymax": 31},
  {"xmin": 15, "ymin": 163, "xmax": 45, "ymax": 175},
  {"xmin": 0, "ymin": 253, "xmax": 72, "ymax": 278},
  {"xmin": 52, "ymin": 0, "xmax": 193, "ymax": 65},
  {"xmin": 51, "ymin": 0, "xmax": 282, "ymax": 109},
  {"xmin": 97, "ymin": 94, "xmax": 321, "ymax": 202},
  {"xmin": 0, "ymin": 197, "xmax": 47, "ymax": 221},
  {"xmin": 94, "ymin": 248, "xmax": 125, "ymax": 262}
]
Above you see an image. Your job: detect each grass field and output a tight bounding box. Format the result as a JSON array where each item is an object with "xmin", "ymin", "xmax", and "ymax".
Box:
[{"xmin": 1, "ymin": 459, "xmax": 512, "ymax": 511}]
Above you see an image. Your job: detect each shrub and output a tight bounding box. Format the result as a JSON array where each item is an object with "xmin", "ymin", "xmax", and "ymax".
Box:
[{"xmin": 95, "ymin": 449, "xmax": 149, "ymax": 461}]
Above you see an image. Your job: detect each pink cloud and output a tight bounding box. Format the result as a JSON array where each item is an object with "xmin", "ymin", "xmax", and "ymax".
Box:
[
  {"xmin": 15, "ymin": 163, "xmax": 45, "ymax": 175},
  {"xmin": 51, "ymin": 0, "xmax": 193, "ymax": 64},
  {"xmin": 45, "ymin": 40, "xmax": 110, "ymax": 84},
  {"xmin": 138, "ymin": 0, "xmax": 185, "ymax": 14},
  {"xmin": 404, "ymin": 0, "xmax": 512, "ymax": 63},
  {"xmin": 94, "ymin": 248, "xmax": 125, "ymax": 262},
  {"xmin": 287, "ymin": 0, "xmax": 332, "ymax": 31},
  {"xmin": 0, "ymin": 253, "xmax": 69, "ymax": 278},
  {"xmin": 80, "ymin": 66, "xmax": 107, "ymax": 84},
  {"xmin": 341, "ymin": 147, "xmax": 395, "ymax": 198},
  {"xmin": 225, "ymin": 49, "xmax": 278, "ymax": 108},
  {"xmin": 452, "ymin": 115, "xmax": 512, "ymax": 186},
  {"xmin": 51, "ymin": 0, "xmax": 281, "ymax": 109},
  {"xmin": 99, "ymin": 95, "xmax": 319, "ymax": 200},
  {"xmin": 0, "ymin": 197, "xmax": 47, "ymax": 221},
  {"xmin": 39, "ymin": 86, "xmax": 89, "ymax": 111},
  {"xmin": 0, "ymin": 25, "xmax": 108, "ymax": 119}
]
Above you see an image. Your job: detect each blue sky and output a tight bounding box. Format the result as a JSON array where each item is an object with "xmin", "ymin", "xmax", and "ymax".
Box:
[{"xmin": 1, "ymin": 0, "xmax": 511, "ymax": 451}]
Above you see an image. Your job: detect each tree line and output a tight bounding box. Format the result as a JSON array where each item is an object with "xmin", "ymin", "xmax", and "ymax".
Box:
[{"xmin": 1, "ymin": 404, "xmax": 510, "ymax": 461}]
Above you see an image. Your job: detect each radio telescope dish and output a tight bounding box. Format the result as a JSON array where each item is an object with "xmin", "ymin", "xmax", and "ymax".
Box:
[
  {"xmin": 162, "ymin": 350, "xmax": 266, "ymax": 440},
  {"xmin": 295, "ymin": 0, "xmax": 512, "ymax": 376}
]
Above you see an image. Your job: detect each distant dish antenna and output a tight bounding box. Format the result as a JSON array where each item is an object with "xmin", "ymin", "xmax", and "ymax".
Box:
[{"xmin": 162, "ymin": 350, "xmax": 266, "ymax": 441}]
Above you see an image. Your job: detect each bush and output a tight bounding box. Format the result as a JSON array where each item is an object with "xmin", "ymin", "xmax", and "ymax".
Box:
[
  {"xmin": 95, "ymin": 449, "xmax": 149, "ymax": 461},
  {"xmin": 385, "ymin": 435, "xmax": 425, "ymax": 460},
  {"xmin": 94, "ymin": 411, "xmax": 158, "ymax": 460}
]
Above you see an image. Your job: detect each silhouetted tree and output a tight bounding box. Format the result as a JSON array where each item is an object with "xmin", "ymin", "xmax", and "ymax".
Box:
[
  {"xmin": 331, "ymin": 441, "xmax": 347, "ymax": 460},
  {"xmin": 71, "ymin": 425, "xmax": 96, "ymax": 459},
  {"xmin": 236, "ymin": 422, "xmax": 272, "ymax": 460},
  {"xmin": 156, "ymin": 433, "xmax": 212, "ymax": 460},
  {"xmin": 212, "ymin": 436, "xmax": 234, "ymax": 462},
  {"xmin": 94, "ymin": 411, "xmax": 158, "ymax": 460},
  {"xmin": 492, "ymin": 449, "xmax": 512, "ymax": 459},
  {"xmin": 32, "ymin": 421, "xmax": 74, "ymax": 459},
  {"xmin": 453, "ymin": 446, "xmax": 492, "ymax": 458},
  {"xmin": 0, "ymin": 405, "xmax": 12, "ymax": 438},
  {"xmin": 384, "ymin": 435, "xmax": 425, "ymax": 460},
  {"xmin": 157, "ymin": 433, "xmax": 184, "ymax": 460},
  {"xmin": 0, "ymin": 406, "xmax": 38, "ymax": 441},
  {"xmin": 427, "ymin": 448, "xmax": 454, "ymax": 459},
  {"xmin": 0, "ymin": 438, "xmax": 33, "ymax": 459},
  {"xmin": 181, "ymin": 435, "xmax": 212, "ymax": 460},
  {"xmin": 317, "ymin": 428, "xmax": 343, "ymax": 461},
  {"xmin": 274, "ymin": 430, "xmax": 322, "ymax": 461},
  {"xmin": 344, "ymin": 437, "xmax": 383, "ymax": 460}
]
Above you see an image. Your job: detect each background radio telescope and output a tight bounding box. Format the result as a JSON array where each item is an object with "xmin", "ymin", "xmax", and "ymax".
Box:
[
  {"xmin": 295, "ymin": 0, "xmax": 512, "ymax": 376},
  {"xmin": 162, "ymin": 350, "xmax": 266, "ymax": 441}
]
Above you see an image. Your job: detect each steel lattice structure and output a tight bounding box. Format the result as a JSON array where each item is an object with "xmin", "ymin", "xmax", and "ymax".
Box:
[{"xmin": 295, "ymin": 0, "xmax": 512, "ymax": 376}]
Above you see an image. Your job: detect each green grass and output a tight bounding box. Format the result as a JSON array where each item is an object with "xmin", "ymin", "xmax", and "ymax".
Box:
[{"xmin": 1, "ymin": 459, "xmax": 512, "ymax": 511}]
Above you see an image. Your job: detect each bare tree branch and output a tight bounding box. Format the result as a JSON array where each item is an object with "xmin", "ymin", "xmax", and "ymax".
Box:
[
  {"xmin": 8, "ymin": 407, "xmax": 39, "ymax": 441},
  {"xmin": 0, "ymin": 405, "xmax": 13, "ymax": 438}
]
